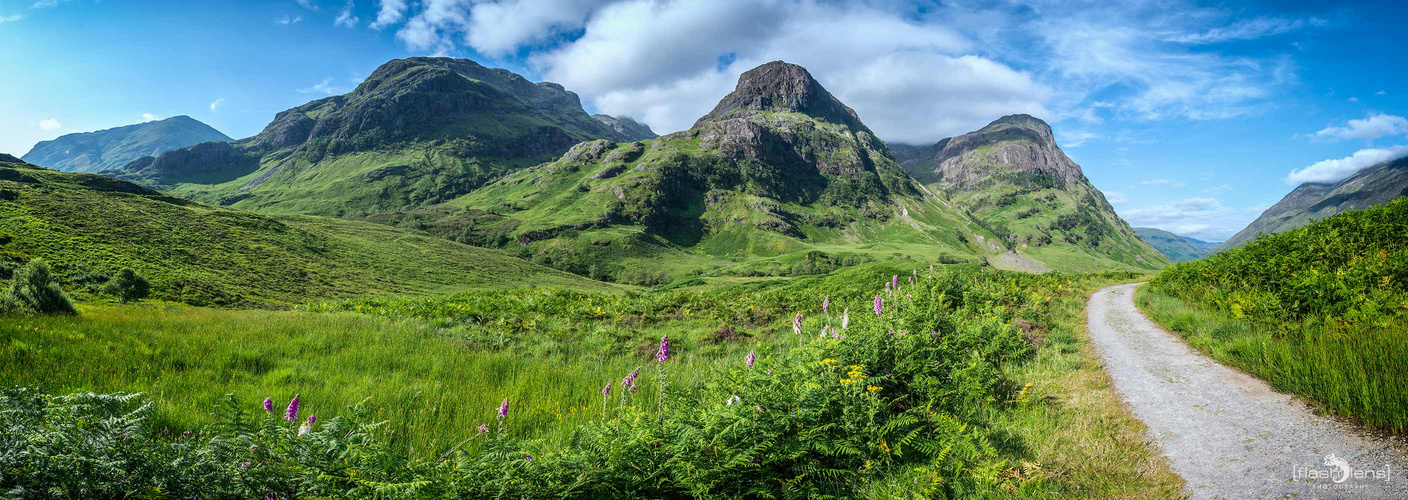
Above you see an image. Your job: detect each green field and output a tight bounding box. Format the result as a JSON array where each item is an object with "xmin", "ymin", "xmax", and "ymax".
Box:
[
  {"xmin": 0, "ymin": 263, "xmax": 1182, "ymax": 497},
  {"xmin": 1138, "ymin": 197, "xmax": 1408, "ymax": 432}
]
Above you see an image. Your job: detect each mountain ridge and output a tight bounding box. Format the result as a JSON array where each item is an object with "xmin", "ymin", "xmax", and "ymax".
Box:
[
  {"xmin": 21, "ymin": 115, "xmax": 231, "ymax": 174},
  {"xmin": 1134, "ymin": 227, "xmax": 1217, "ymax": 262}
]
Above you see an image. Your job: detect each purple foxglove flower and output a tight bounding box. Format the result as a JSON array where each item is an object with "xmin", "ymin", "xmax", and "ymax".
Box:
[
  {"xmin": 629, "ymin": 384, "xmax": 638, "ymax": 392},
  {"xmin": 623, "ymin": 367, "xmax": 640, "ymax": 387},
  {"xmin": 285, "ymin": 395, "xmax": 300, "ymax": 422},
  {"xmin": 263, "ymin": 398, "xmax": 273, "ymax": 412},
  {"xmin": 306, "ymin": 414, "xmax": 316, "ymax": 426},
  {"xmin": 478, "ymin": 423, "xmax": 489, "ymax": 433},
  {"xmin": 930, "ymin": 330, "xmax": 939, "ymax": 340},
  {"xmin": 241, "ymin": 461, "xmax": 250, "ymax": 469},
  {"xmin": 498, "ymin": 398, "xmax": 509, "ymax": 419},
  {"xmin": 873, "ymin": 295, "xmax": 883, "ymax": 316},
  {"xmin": 792, "ymin": 313, "xmax": 802, "ymax": 335},
  {"xmin": 602, "ymin": 382, "xmax": 611, "ymax": 396},
  {"xmin": 822, "ymin": 296, "xmax": 829, "ymax": 314},
  {"xmin": 746, "ymin": 351, "xmax": 755, "ymax": 368},
  {"xmin": 892, "ymin": 275, "xmax": 899, "ymax": 290},
  {"xmin": 656, "ymin": 335, "xmax": 670, "ymax": 363},
  {"xmin": 524, "ymin": 455, "xmax": 532, "ymax": 461},
  {"xmin": 908, "ymin": 277, "xmax": 914, "ymax": 285}
]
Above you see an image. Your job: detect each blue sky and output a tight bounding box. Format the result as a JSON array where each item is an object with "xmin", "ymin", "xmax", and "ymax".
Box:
[{"xmin": 3, "ymin": 0, "xmax": 1406, "ymax": 241}]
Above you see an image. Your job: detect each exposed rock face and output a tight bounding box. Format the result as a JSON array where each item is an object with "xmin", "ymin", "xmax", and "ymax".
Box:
[
  {"xmin": 692, "ymin": 61, "xmax": 868, "ymax": 133},
  {"xmin": 1214, "ymin": 157, "xmax": 1408, "ymax": 252},
  {"xmin": 122, "ymin": 141, "xmax": 261, "ymax": 185},
  {"xmin": 21, "ymin": 116, "xmax": 231, "ymax": 173},
  {"xmin": 892, "ymin": 114, "xmax": 1082, "ymax": 188},
  {"xmin": 592, "ymin": 115, "xmax": 658, "ymax": 141}
]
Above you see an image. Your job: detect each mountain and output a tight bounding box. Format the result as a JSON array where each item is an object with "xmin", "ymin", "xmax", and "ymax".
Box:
[
  {"xmin": 372, "ymin": 61, "xmax": 1160, "ymax": 283},
  {"xmin": 592, "ymin": 114, "xmax": 657, "ymax": 141},
  {"xmin": 1213, "ymin": 157, "xmax": 1408, "ymax": 253},
  {"xmin": 118, "ymin": 57, "xmax": 636, "ymax": 217},
  {"xmin": 1134, "ymin": 227, "xmax": 1217, "ymax": 262},
  {"xmin": 0, "ymin": 156, "xmax": 611, "ymax": 307},
  {"xmin": 21, "ymin": 116, "xmax": 231, "ymax": 174},
  {"xmin": 890, "ymin": 114, "xmax": 1169, "ymax": 271}
]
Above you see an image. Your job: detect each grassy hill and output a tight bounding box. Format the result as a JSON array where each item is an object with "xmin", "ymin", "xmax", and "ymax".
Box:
[
  {"xmin": 117, "ymin": 57, "xmax": 639, "ymax": 217},
  {"xmin": 1214, "ymin": 156, "xmax": 1408, "ymax": 252},
  {"xmin": 1141, "ymin": 197, "xmax": 1408, "ymax": 432},
  {"xmin": 1134, "ymin": 227, "xmax": 1217, "ymax": 262},
  {"xmin": 21, "ymin": 115, "xmax": 230, "ymax": 173},
  {"xmin": 0, "ymin": 158, "xmax": 612, "ymax": 307},
  {"xmin": 892, "ymin": 115, "xmax": 1170, "ymax": 272}
]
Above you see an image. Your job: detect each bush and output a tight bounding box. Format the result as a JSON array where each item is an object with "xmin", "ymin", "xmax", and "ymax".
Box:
[
  {"xmin": 103, "ymin": 268, "xmax": 151, "ymax": 304},
  {"xmin": 4, "ymin": 259, "xmax": 76, "ymax": 315}
]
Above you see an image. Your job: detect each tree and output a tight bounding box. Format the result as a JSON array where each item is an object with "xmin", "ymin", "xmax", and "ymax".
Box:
[
  {"xmin": 5, "ymin": 259, "xmax": 76, "ymax": 315},
  {"xmin": 104, "ymin": 268, "xmax": 151, "ymax": 304}
]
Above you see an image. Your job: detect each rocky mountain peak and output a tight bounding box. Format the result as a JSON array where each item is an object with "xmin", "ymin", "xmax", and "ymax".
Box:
[
  {"xmin": 692, "ymin": 61, "xmax": 867, "ymax": 132},
  {"xmin": 981, "ymin": 114, "xmax": 1055, "ymax": 145}
]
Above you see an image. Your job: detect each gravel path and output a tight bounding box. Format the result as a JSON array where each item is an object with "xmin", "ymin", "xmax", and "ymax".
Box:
[{"xmin": 1087, "ymin": 283, "xmax": 1408, "ymax": 499}]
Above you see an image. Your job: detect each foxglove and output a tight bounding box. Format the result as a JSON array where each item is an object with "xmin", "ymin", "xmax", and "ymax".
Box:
[
  {"xmin": 793, "ymin": 313, "xmax": 802, "ymax": 335},
  {"xmin": 656, "ymin": 335, "xmax": 670, "ymax": 363},
  {"xmin": 285, "ymin": 395, "xmax": 300, "ymax": 422},
  {"xmin": 601, "ymin": 382, "xmax": 612, "ymax": 396},
  {"xmin": 822, "ymin": 296, "xmax": 829, "ymax": 314},
  {"xmin": 746, "ymin": 350, "xmax": 755, "ymax": 368},
  {"xmin": 498, "ymin": 398, "xmax": 509, "ymax": 419},
  {"xmin": 873, "ymin": 295, "xmax": 883, "ymax": 316},
  {"xmin": 262, "ymin": 398, "xmax": 273, "ymax": 412}
]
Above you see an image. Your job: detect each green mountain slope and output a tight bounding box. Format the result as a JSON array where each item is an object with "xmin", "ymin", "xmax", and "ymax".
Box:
[
  {"xmin": 118, "ymin": 57, "xmax": 635, "ymax": 217},
  {"xmin": 891, "ymin": 115, "xmax": 1170, "ymax": 272},
  {"xmin": 21, "ymin": 116, "xmax": 231, "ymax": 173},
  {"xmin": 371, "ymin": 62, "xmax": 1002, "ymax": 283},
  {"xmin": 1134, "ymin": 227, "xmax": 1217, "ymax": 262},
  {"xmin": 0, "ymin": 158, "xmax": 612, "ymax": 307},
  {"xmin": 1213, "ymin": 157, "xmax": 1408, "ymax": 253}
]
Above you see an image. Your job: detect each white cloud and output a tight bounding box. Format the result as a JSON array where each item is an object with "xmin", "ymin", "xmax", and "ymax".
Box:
[
  {"xmin": 0, "ymin": 14, "xmax": 22, "ymax": 23},
  {"xmin": 275, "ymin": 15, "xmax": 303, "ymax": 24},
  {"xmin": 210, "ymin": 98, "xmax": 226, "ymax": 112},
  {"xmin": 369, "ymin": 0, "xmax": 406, "ymax": 29},
  {"xmin": 1166, "ymin": 16, "xmax": 1322, "ymax": 44},
  {"xmin": 335, "ymin": 0, "xmax": 358, "ymax": 27},
  {"xmin": 1347, "ymin": 97, "xmax": 1359, "ymax": 103},
  {"xmin": 1284, "ymin": 146, "xmax": 1408, "ymax": 185},
  {"xmin": 1305, "ymin": 113, "xmax": 1408, "ymax": 142},
  {"xmin": 1119, "ymin": 197, "xmax": 1255, "ymax": 240},
  {"xmin": 1058, "ymin": 130, "xmax": 1098, "ymax": 147},
  {"xmin": 141, "ymin": 113, "xmax": 157, "ymax": 122},
  {"xmin": 38, "ymin": 118, "xmax": 60, "ymax": 131},
  {"xmin": 296, "ymin": 0, "xmax": 319, "ymax": 10},
  {"xmin": 30, "ymin": 0, "xmax": 68, "ymax": 8},
  {"xmin": 1141, "ymin": 178, "xmax": 1186, "ymax": 188},
  {"xmin": 296, "ymin": 78, "xmax": 341, "ymax": 95},
  {"xmin": 1200, "ymin": 184, "xmax": 1233, "ymax": 194},
  {"xmin": 1104, "ymin": 191, "xmax": 1128, "ymax": 204},
  {"xmin": 1377, "ymin": 90, "xmax": 1387, "ymax": 95}
]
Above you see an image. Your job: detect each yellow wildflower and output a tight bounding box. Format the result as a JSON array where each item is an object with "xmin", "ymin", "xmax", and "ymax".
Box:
[{"xmin": 867, "ymin": 385, "xmax": 881, "ymax": 392}]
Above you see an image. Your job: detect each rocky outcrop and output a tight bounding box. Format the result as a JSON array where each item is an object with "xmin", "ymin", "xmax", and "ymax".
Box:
[
  {"xmin": 121, "ymin": 141, "xmax": 261, "ymax": 185},
  {"xmin": 593, "ymin": 115, "xmax": 658, "ymax": 141},
  {"xmin": 692, "ymin": 61, "xmax": 869, "ymax": 134},
  {"xmin": 893, "ymin": 114, "xmax": 1082, "ymax": 189}
]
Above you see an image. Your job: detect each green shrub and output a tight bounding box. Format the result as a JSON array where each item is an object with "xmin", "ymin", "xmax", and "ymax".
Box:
[
  {"xmin": 103, "ymin": 268, "xmax": 151, "ymax": 304},
  {"xmin": 5, "ymin": 259, "xmax": 76, "ymax": 315}
]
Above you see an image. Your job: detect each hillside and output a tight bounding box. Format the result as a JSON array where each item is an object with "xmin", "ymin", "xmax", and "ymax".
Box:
[
  {"xmin": 1214, "ymin": 157, "xmax": 1408, "ymax": 252},
  {"xmin": 891, "ymin": 115, "xmax": 1170, "ymax": 272},
  {"xmin": 21, "ymin": 115, "xmax": 230, "ymax": 173},
  {"xmin": 371, "ymin": 61, "xmax": 1009, "ymax": 283},
  {"xmin": 0, "ymin": 157, "xmax": 612, "ymax": 307},
  {"xmin": 592, "ymin": 114, "xmax": 657, "ymax": 141},
  {"xmin": 118, "ymin": 57, "xmax": 636, "ymax": 217},
  {"xmin": 1134, "ymin": 227, "xmax": 1217, "ymax": 262}
]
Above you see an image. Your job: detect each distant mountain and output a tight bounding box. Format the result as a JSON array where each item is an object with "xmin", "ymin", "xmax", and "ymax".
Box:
[
  {"xmin": 0, "ymin": 156, "xmax": 610, "ymax": 307},
  {"xmin": 1134, "ymin": 227, "xmax": 1217, "ymax": 262},
  {"xmin": 891, "ymin": 115, "xmax": 1169, "ymax": 272},
  {"xmin": 119, "ymin": 57, "xmax": 637, "ymax": 216},
  {"xmin": 371, "ymin": 61, "xmax": 1006, "ymax": 283},
  {"xmin": 21, "ymin": 116, "xmax": 230, "ymax": 173},
  {"xmin": 592, "ymin": 114, "xmax": 657, "ymax": 141},
  {"xmin": 1214, "ymin": 157, "xmax": 1408, "ymax": 253}
]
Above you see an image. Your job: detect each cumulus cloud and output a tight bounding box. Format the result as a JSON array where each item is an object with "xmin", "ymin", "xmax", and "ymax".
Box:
[
  {"xmin": 1119, "ymin": 197, "xmax": 1255, "ymax": 240},
  {"xmin": 1104, "ymin": 191, "xmax": 1128, "ymax": 204},
  {"xmin": 38, "ymin": 118, "xmax": 60, "ymax": 130},
  {"xmin": 210, "ymin": 98, "xmax": 226, "ymax": 112},
  {"xmin": 369, "ymin": 0, "xmax": 407, "ymax": 29},
  {"xmin": 1284, "ymin": 146, "xmax": 1408, "ymax": 185},
  {"xmin": 335, "ymin": 0, "xmax": 359, "ymax": 27},
  {"xmin": 141, "ymin": 113, "xmax": 157, "ymax": 122},
  {"xmin": 1305, "ymin": 113, "xmax": 1408, "ymax": 142}
]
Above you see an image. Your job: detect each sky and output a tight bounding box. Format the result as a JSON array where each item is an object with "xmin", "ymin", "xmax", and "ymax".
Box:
[{"xmin": 2, "ymin": 0, "xmax": 1406, "ymax": 241}]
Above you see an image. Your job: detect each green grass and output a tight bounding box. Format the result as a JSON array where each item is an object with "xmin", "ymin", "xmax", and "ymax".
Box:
[
  {"xmin": 1137, "ymin": 285, "xmax": 1408, "ymax": 433},
  {"xmin": 1144, "ymin": 197, "xmax": 1408, "ymax": 432},
  {"xmin": 0, "ymin": 263, "xmax": 1182, "ymax": 496},
  {"xmin": 0, "ymin": 160, "xmax": 613, "ymax": 307}
]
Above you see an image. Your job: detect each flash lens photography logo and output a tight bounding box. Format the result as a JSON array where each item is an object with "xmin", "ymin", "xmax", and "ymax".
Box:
[{"xmin": 1294, "ymin": 454, "xmax": 1392, "ymax": 485}]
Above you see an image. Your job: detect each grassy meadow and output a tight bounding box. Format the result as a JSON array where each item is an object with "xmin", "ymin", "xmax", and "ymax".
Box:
[
  {"xmin": 1138, "ymin": 197, "xmax": 1408, "ymax": 433},
  {"xmin": 0, "ymin": 262, "xmax": 1182, "ymax": 497}
]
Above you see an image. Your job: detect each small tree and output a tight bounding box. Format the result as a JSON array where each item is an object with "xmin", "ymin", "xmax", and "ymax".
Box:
[
  {"xmin": 6, "ymin": 259, "xmax": 76, "ymax": 315},
  {"xmin": 103, "ymin": 268, "xmax": 151, "ymax": 304}
]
